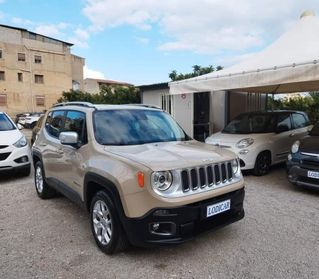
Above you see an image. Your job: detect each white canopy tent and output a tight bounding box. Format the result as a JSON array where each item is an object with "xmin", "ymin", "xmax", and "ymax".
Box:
[{"xmin": 169, "ymin": 11, "xmax": 319, "ymax": 95}]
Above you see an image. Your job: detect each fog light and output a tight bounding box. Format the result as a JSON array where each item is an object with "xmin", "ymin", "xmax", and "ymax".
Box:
[
  {"xmin": 287, "ymin": 154, "xmax": 292, "ymax": 161},
  {"xmin": 14, "ymin": 156, "xmax": 29, "ymax": 164},
  {"xmin": 149, "ymin": 222, "xmax": 176, "ymax": 236},
  {"xmin": 152, "ymin": 223, "xmax": 160, "ymax": 231}
]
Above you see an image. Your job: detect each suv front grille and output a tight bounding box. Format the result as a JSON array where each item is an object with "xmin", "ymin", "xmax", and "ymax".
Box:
[
  {"xmin": 0, "ymin": 152, "xmax": 11, "ymax": 161},
  {"xmin": 0, "ymin": 145, "xmax": 9, "ymax": 149},
  {"xmin": 181, "ymin": 161, "xmax": 234, "ymax": 192}
]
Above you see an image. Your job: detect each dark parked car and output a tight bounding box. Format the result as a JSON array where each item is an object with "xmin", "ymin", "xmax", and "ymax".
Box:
[
  {"xmin": 287, "ymin": 121, "xmax": 319, "ymax": 189},
  {"xmin": 31, "ymin": 115, "xmax": 45, "ymax": 145}
]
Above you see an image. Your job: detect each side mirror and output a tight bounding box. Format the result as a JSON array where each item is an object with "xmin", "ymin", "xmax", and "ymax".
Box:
[
  {"xmin": 59, "ymin": 131, "xmax": 78, "ymax": 146},
  {"xmin": 276, "ymin": 124, "xmax": 289, "ymax": 133},
  {"xmin": 17, "ymin": 123, "xmax": 23, "ymax": 130}
]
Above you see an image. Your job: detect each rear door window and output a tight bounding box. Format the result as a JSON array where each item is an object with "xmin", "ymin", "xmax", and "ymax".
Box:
[{"xmin": 292, "ymin": 113, "xmax": 308, "ymax": 129}]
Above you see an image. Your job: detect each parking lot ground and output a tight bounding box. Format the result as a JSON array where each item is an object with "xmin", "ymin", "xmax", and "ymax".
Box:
[{"xmin": 0, "ymin": 130, "xmax": 318, "ymax": 278}]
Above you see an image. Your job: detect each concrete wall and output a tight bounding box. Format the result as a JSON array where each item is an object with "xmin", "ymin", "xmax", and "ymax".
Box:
[
  {"xmin": 172, "ymin": 93, "xmax": 193, "ymax": 137},
  {"xmin": 141, "ymin": 88, "xmax": 168, "ymax": 107},
  {"xmin": 210, "ymin": 91, "xmax": 226, "ymax": 132},
  {"xmin": 0, "ymin": 26, "xmax": 84, "ymax": 116}
]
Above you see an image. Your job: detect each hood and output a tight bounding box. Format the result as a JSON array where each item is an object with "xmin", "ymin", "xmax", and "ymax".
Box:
[
  {"xmin": 106, "ymin": 140, "xmax": 236, "ymax": 171},
  {"xmin": 299, "ymin": 136, "xmax": 319, "ymax": 153},
  {"xmin": 206, "ymin": 131, "xmax": 273, "ymax": 146},
  {"xmin": 0, "ymin": 129, "xmax": 22, "ymax": 145}
]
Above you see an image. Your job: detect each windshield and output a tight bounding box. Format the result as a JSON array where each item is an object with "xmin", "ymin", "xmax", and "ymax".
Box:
[
  {"xmin": 0, "ymin": 113, "xmax": 16, "ymax": 131},
  {"xmin": 223, "ymin": 113, "xmax": 277, "ymax": 134},
  {"xmin": 310, "ymin": 122, "xmax": 319, "ymax": 136},
  {"xmin": 94, "ymin": 109, "xmax": 189, "ymax": 145}
]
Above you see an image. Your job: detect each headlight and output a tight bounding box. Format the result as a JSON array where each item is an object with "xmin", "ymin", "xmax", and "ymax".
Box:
[
  {"xmin": 236, "ymin": 138, "xmax": 254, "ymax": 149},
  {"xmin": 232, "ymin": 159, "xmax": 239, "ymax": 174},
  {"xmin": 151, "ymin": 171, "xmax": 173, "ymax": 191},
  {"xmin": 13, "ymin": 136, "xmax": 28, "ymax": 148},
  {"xmin": 291, "ymin": 140, "xmax": 300, "ymax": 153}
]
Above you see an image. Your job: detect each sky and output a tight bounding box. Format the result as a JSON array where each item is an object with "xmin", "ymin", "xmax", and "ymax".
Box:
[{"xmin": 0, "ymin": 0, "xmax": 319, "ymax": 85}]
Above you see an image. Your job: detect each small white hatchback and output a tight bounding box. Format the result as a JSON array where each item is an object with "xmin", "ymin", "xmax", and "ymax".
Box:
[
  {"xmin": 205, "ymin": 111, "xmax": 312, "ymax": 176},
  {"xmin": 0, "ymin": 112, "xmax": 31, "ymax": 176}
]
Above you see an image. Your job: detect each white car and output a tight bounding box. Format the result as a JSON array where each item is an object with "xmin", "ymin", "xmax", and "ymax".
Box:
[
  {"xmin": 205, "ymin": 111, "xmax": 312, "ymax": 176},
  {"xmin": 0, "ymin": 112, "xmax": 31, "ymax": 176},
  {"xmin": 23, "ymin": 113, "xmax": 44, "ymax": 129}
]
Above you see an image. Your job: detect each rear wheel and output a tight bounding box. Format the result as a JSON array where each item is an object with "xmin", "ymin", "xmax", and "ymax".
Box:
[
  {"xmin": 34, "ymin": 161, "xmax": 56, "ymax": 199},
  {"xmin": 90, "ymin": 191, "xmax": 129, "ymax": 254},
  {"xmin": 253, "ymin": 151, "xmax": 271, "ymax": 176}
]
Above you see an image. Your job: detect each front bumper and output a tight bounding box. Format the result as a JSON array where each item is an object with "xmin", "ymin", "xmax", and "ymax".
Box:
[
  {"xmin": 287, "ymin": 164, "xmax": 319, "ymax": 189},
  {"xmin": 0, "ymin": 144, "xmax": 31, "ymax": 172},
  {"xmin": 122, "ymin": 187, "xmax": 245, "ymax": 247}
]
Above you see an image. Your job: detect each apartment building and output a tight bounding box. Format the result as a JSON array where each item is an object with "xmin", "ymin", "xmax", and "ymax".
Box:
[{"xmin": 0, "ymin": 24, "xmax": 85, "ymax": 116}]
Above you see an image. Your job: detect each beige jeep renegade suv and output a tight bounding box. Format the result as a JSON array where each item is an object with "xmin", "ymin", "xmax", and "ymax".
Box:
[{"xmin": 32, "ymin": 102, "xmax": 245, "ymax": 254}]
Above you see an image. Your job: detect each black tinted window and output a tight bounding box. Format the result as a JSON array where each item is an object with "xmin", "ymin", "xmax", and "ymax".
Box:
[
  {"xmin": 223, "ymin": 113, "xmax": 277, "ymax": 134},
  {"xmin": 63, "ymin": 111, "xmax": 87, "ymax": 144},
  {"xmin": 45, "ymin": 110, "xmax": 65, "ymax": 138},
  {"xmin": 292, "ymin": 113, "xmax": 307, "ymax": 128},
  {"xmin": 276, "ymin": 113, "xmax": 291, "ymax": 130}
]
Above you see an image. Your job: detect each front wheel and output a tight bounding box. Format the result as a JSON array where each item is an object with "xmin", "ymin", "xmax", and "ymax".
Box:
[
  {"xmin": 253, "ymin": 152, "xmax": 271, "ymax": 176},
  {"xmin": 34, "ymin": 161, "xmax": 56, "ymax": 199},
  {"xmin": 90, "ymin": 191, "xmax": 129, "ymax": 254}
]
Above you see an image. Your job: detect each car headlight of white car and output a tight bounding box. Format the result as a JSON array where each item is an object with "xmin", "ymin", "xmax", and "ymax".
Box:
[
  {"xmin": 291, "ymin": 140, "xmax": 300, "ymax": 153},
  {"xmin": 236, "ymin": 138, "xmax": 254, "ymax": 149},
  {"xmin": 13, "ymin": 136, "xmax": 28, "ymax": 148}
]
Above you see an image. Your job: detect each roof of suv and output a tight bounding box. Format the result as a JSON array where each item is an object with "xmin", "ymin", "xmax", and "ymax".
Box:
[
  {"xmin": 52, "ymin": 102, "xmax": 162, "ymax": 111},
  {"xmin": 240, "ymin": 110, "xmax": 307, "ymax": 115}
]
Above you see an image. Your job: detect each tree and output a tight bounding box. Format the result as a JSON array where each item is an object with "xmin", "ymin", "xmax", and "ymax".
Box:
[
  {"xmin": 267, "ymin": 92, "xmax": 319, "ymax": 124},
  {"xmin": 169, "ymin": 65, "xmax": 223, "ymax": 81},
  {"xmin": 57, "ymin": 86, "xmax": 140, "ymax": 105}
]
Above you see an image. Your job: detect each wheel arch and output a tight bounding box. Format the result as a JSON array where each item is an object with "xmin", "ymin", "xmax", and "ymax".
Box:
[{"xmin": 84, "ymin": 172, "xmax": 126, "ymax": 219}]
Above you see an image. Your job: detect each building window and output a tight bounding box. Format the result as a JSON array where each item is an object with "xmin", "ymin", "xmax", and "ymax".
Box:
[
  {"xmin": 34, "ymin": 74, "xmax": 44, "ymax": 84},
  {"xmin": 36, "ymin": 95, "xmax": 45, "ymax": 106},
  {"xmin": 18, "ymin": 53, "xmax": 26, "ymax": 62},
  {"xmin": 0, "ymin": 50, "xmax": 2, "ymax": 59},
  {"xmin": 0, "ymin": 71, "xmax": 5, "ymax": 81},
  {"xmin": 0, "ymin": 94, "xmax": 7, "ymax": 106},
  {"xmin": 161, "ymin": 94, "xmax": 174, "ymax": 115},
  {"xmin": 72, "ymin": 80, "xmax": 80, "ymax": 90},
  {"xmin": 34, "ymin": 55, "xmax": 42, "ymax": 64},
  {"xmin": 18, "ymin": 73, "xmax": 23, "ymax": 82}
]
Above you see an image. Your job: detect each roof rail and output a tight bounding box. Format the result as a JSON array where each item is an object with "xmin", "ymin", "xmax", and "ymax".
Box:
[
  {"xmin": 52, "ymin": 102, "xmax": 96, "ymax": 109},
  {"xmin": 129, "ymin": 104, "xmax": 162, "ymax": 110}
]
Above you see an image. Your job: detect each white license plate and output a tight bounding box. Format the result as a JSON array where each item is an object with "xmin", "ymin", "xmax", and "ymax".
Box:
[
  {"xmin": 206, "ymin": 199, "xmax": 231, "ymax": 218},
  {"xmin": 307, "ymin": 171, "xmax": 319, "ymax": 179}
]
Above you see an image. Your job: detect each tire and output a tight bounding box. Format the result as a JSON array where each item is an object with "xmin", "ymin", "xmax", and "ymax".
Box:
[
  {"xmin": 253, "ymin": 151, "xmax": 271, "ymax": 176},
  {"xmin": 34, "ymin": 161, "xmax": 56, "ymax": 199},
  {"xmin": 90, "ymin": 191, "xmax": 129, "ymax": 254}
]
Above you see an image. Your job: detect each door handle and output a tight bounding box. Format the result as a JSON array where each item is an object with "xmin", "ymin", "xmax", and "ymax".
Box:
[
  {"xmin": 289, "ymin": 133, "xmax": 295, "ymax": 137},
  {"xmin": 39, "ymin": 142, "xmax": 47, "ymax": 147}
]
